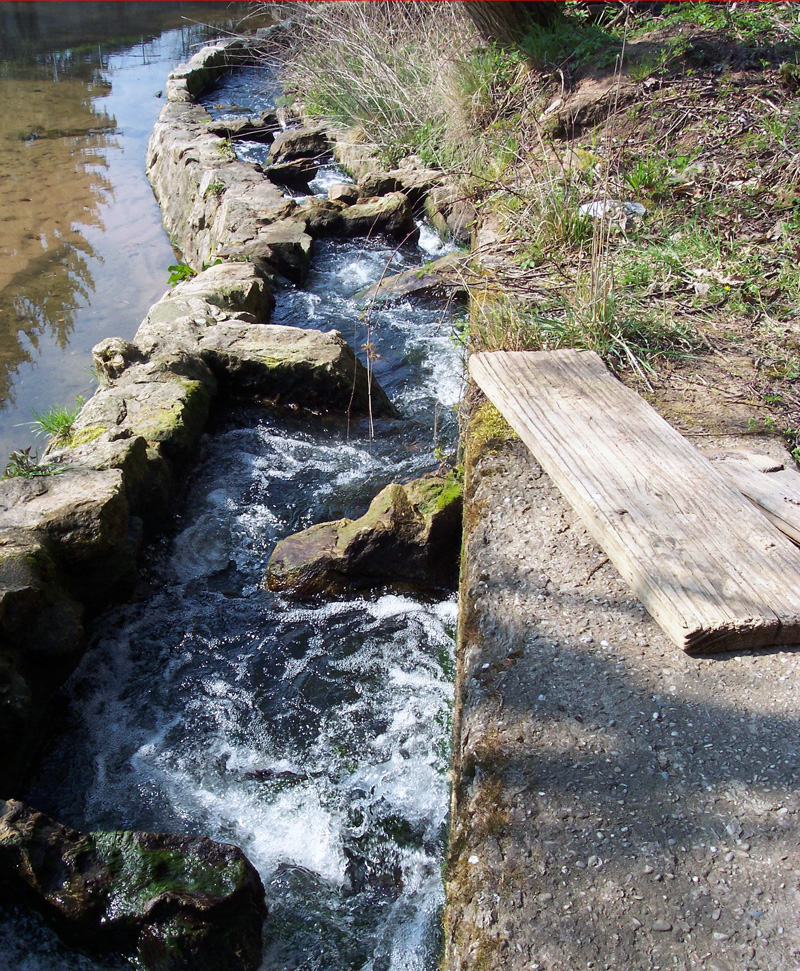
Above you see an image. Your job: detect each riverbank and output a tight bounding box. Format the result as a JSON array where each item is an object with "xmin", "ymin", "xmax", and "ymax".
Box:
[
  {"xmin": 1, "ymin": 31, "xmax": 460, "ymax": 971},
  {"xmin": 268, "ymin": 4, "xmax": 800, "ymax": 968}
]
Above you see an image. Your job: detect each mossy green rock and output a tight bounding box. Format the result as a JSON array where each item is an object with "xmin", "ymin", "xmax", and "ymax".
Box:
[
  {"xmin": 265, "ymin": 473, "xmax": 462, "ymax": 596},
  {"xmin": 0, "ymin": 800, "xmax": 266, "ymax": 971}
]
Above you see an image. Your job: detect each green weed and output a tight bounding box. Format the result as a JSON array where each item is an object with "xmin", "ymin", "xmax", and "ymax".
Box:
[
  {"xmin": 167, "ymin": 262, "xmax": 196, "ymax": 286},
  {"xmin": 653, "ymin": 1, "xmax": 800, "ymax": 44},
  {"xmin": 30, "ymin": 397, "xmax": 84, "ymax": 443},
  {"xmin": 3, "ymin": 447, "xmax": 64, "ymax": 480}
]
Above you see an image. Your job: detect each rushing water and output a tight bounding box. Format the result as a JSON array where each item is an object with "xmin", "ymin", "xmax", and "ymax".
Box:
[
  {"xmin": 2, "ymin": 50, "xmax": 464, "ymax": 971},
  {"xmin": 0, "ymin": 1, "xmax": 267, "ymax": 463}
]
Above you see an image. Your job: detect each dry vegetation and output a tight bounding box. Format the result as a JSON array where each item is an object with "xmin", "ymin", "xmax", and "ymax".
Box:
[{"xmin": 272, "ymin": 1, "xmax": 800, "ymax": 450}]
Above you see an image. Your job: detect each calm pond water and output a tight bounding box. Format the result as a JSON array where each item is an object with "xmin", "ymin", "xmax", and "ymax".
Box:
[{"xmin": 0, "ymin": 1, "xmax": 268, "ymax": 464}]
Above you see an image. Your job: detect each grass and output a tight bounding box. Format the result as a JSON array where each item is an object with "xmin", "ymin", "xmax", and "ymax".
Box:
[
  {"xmin": 270, "ymin": 0, "xmax": 800, "ymax": 432},
  {"xmin": 30, "ymin": 397, "xmax": 84, "ymax": 443}
]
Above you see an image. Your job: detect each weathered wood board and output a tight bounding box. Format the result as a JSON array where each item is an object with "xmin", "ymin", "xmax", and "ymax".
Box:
[
  {"xmin": 469, "ymin": 349, "xmax": 800, "ymax": 654},
  {"xmin": 715, "ymin": 456, "xmax": 800, "ymax": 547}
]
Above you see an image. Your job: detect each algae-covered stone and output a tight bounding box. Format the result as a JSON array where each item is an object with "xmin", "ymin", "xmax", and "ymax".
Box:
[
  {"xmin": 74, "ymin": 361, "xmax": 214, "ymax": 467},
  {"xmin": 265, "ymin": 473, "xmax": 462, "ymax": 596},
  {"xmin": 0, "ymin": 800, "xmax": 266, "ymax": 971}
]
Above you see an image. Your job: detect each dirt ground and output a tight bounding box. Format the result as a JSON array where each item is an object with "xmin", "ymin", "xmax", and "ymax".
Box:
[{"xmin": 443, "ymin": 395, "xmax": 800, "ymax": 971}]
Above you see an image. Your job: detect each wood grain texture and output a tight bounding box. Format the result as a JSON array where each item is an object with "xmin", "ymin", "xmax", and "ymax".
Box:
[
  {"xmin": 715, "ymin": 458, "xmax": 800, "ymax": 546},
  {"xmin": 470, "ymin": 349, "xmax": 800, "ymax": 654}
]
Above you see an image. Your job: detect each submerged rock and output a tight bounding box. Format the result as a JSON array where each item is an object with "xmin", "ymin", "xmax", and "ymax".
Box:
[
  {"xmin": 265, "ymin": 473, "xmax": 462, "ymax": 596},
  {"xmin": 0, "ymin": 800, "xmax": 266, "ymax": 971}
]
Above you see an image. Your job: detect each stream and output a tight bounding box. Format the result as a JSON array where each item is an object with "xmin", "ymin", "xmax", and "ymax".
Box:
[{"xmin": 0, "ymin": 49, "xmax": 463, "ymax": 971}]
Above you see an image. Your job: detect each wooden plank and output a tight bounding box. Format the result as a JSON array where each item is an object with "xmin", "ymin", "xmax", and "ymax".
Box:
[
  {"xmin": 469, "ymin": 349, "xmax": 800, "ymax": 654},
  {"xmin": 715, "ymin": 457, "xmax": 800, "ymax": 547}
]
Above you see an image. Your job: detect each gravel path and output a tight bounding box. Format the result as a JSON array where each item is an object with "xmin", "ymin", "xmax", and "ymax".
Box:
[{"xmin": 444, "ymin": 398, "xmax": 800, "ymax": 971}]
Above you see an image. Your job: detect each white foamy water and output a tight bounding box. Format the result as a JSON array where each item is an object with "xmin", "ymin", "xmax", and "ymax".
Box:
[{"xmin": 20, "ymin": 194, "xmax": 462, "ymax": 969}]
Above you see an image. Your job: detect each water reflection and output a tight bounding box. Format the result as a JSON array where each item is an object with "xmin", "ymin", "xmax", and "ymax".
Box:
[
  {"xmin": 0, "ymin": 2, "xmax": 265, "ymax": 458},
  {"xmin": 0, "ymin": 67, "xmax": 115, "ymax": 403}
]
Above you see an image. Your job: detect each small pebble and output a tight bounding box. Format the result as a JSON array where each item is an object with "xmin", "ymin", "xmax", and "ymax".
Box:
[
  {"xmin": 468, "ymin": 855, "xmax": 479, "ymax": 865},
  {"xmin": 652, "ymin": 919, "xmax": 672, "ymax": 932},
  {"xmin": 712, "ymin": 931, "xmax": 730, "ymax": 941}
]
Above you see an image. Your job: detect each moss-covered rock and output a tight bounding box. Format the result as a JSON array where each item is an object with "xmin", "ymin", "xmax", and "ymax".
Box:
[
  {"xmin": 265, "ymin": 472, "xmax": 462, "ymax": 597},
  {"xmin": 0, "ymin": 801, "xmax": 266, "ymax": 971}
]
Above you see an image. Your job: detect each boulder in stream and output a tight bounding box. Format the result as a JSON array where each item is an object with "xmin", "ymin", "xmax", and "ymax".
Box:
[
  {"xmin": 0, "ymin": 800, "xmax": 267, "ymax": 971},
  {"xmin": 265, "ymin": 472, "xmax": 462, "ymax": 597},
  {"xmin": 300, "ymin": 192, "xmax": 419, "ymax": 242},
  {"xmin": 267, "ymin": 125, "xmax": 330, "ymax": 165},
  {"xmin": 357, "ymin": 251, "xmax": 470, "ymax": 306}
]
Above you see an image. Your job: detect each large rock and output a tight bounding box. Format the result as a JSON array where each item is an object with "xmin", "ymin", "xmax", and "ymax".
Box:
[
  {"xmin": 0, "ymin": 801, "xmax": 266, "ymax": 971},
  {"xmin": 357, "ymin": 251, "xmax": 470, "ymax": 306},
  {"xmin": 266, "ymin": 159, "xmax": 318, "ymax": 190},
  {"xmin": 328, "ymin": 183, "xmax": 360, "ymax": 205},
  {"xmin": 166, "ymin": 261, "xmax": 275, "ymax": 321},
  {"xmin": 300, "ymin": 192, "xmax": 419, "ymax": 242},
  {"xmin": 205, "ymin": 110, "xmax": 279, "ymax": 141},
  {"xmin": 267, "ymin": 126, "xmax": 330, "ymax": 165},
  {"xmin": 0, "ymin": 532, "xmax": 84, "ymax": 794},
  {"xmin": 197, "ymin": 322, "xmax": 397, "ymax": 417},
  {"xmin": 0, "ymin": 469, "xmax": 129, "ymax": 568},
  {"xmin": 72, "ymin": 359, "xmax": 214, "ymax": 466},
  {"xmin": 0, "ymin": 531, "xmax": 83, "ymax": 672},
  {"xmin": 265, "ymin": 473, "xmax": 462, "ymax": 596},
  {"xmin": 241, "ymin": 219, "xmax": 314, "ymax": 284},
  {"xmin": 0, "ymin": 469, "xmax": 137, "ymax": 608}
]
